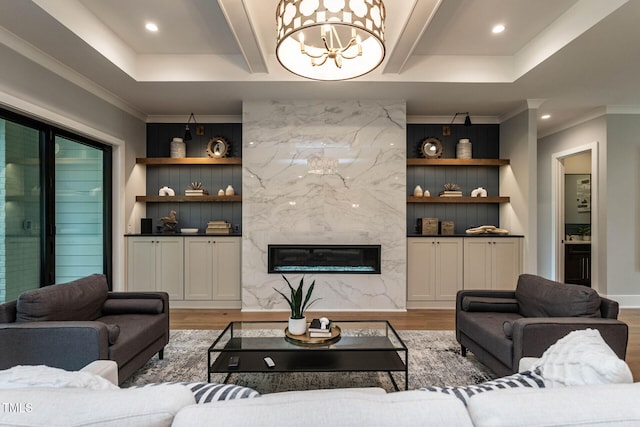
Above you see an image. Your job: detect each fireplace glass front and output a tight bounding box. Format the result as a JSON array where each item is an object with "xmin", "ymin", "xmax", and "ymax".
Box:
[{"xmin": 268, "ymin": 245, "xmax": 381, "ymax": 274}]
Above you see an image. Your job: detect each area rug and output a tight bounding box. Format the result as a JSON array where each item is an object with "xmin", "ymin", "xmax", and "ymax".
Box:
[{"xmin": 122, "ymin": 330, "xmax": 496, "ymax": 393}]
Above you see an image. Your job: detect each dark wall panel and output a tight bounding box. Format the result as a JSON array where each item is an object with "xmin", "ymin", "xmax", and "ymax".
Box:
[
  {"xmin": 407, "ymin": 123, "xmax": 501, "ymax": 234},
  {"xmin": 144, "ymin": 123, "xmax": 242, "ymax": 233}
]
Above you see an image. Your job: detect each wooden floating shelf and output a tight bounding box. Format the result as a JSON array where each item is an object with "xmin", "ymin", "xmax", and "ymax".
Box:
[
  {"xmin": 136, "ymin": 157, "xmax": 242, "ymax": 165},
  {"xmin": 407, "ymin": 196, "xmax": 510, "ymax": 204},
  {"xmin": 406, "ymin": 159, "xmax": 510, "ymax": 166},
  {"xmin": 136, "ymin": 195, "xmax": 242, "ymax": 203}
]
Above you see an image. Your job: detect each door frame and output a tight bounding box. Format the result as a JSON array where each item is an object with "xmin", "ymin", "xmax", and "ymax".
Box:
[{"xmin": 551, "ymin": 142, "xmax": 599, "ymax": 290}]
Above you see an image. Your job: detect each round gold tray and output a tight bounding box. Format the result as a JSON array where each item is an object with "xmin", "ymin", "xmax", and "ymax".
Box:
[{"xmin": 284, "ymin": 325, "xmax": 342, "ymax": 347}]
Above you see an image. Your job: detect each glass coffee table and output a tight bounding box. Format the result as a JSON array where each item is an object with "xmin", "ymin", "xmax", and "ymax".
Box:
[{"xmin": 208, "ymin": 320, "xmax": 408, "ymax": 390}]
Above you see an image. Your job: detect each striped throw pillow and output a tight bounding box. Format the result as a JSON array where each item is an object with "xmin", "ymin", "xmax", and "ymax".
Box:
[
  {"xmin": 133, "ymin": 382, "xmax": 260, "ymax": 403},
  {"xmin": 420, "ymin": 370, "xmax": 544, "ymax": 406}
]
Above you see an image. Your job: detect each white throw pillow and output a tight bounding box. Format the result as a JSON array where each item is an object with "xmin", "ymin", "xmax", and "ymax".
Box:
[
  {"xmin": 0, "ymin": 365, "xmax": 118, "ymax": 390},
  {"xmin": 532, "ymin": 328, "xmax": 633, "ymax": 387}
]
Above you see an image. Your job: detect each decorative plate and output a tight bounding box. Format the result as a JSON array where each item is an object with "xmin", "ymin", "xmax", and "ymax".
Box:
[
  {"xmin": 180, "ymin": 228, "xmax": 199, "ymax": 234},
  {"xmin": 284, "ymin": 325, "xmax": 342, "ymax": 347},
  {"xmin": 420, "ymin": 137, "xmax": 443, "ymax": 158},
  {"xmin": 206, "ymin": 137, "xmax": 230, "ymax": 158}
]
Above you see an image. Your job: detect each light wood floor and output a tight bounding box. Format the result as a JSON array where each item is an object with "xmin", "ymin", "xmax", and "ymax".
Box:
[{"xmin": 171, "ymin": 308, "xmax": 640, "ymax": 380}]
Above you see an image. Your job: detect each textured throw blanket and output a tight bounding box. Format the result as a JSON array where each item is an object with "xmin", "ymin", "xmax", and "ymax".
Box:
[{"xmin": 0, "ymin": 365, "xmax": 118, "ymax": 390}]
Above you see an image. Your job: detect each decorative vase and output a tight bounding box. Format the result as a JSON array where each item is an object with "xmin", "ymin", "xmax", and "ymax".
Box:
[
  {"xmin": 413, "ymin": 185, "xmax": 423, "ymax": 197},
  {"xmin": 170, "ymin": 137, "xmax": 186, "ymax": 158},
  {"xmin": 423, "ymin": 189, "xmax": 430, "ymax": 197},
  {"xmin": 456, "ymin": 138, "xmax": 472, "ymax": 159},
  {"xmin": 288, "ymin": 317, "xmax": 307, "ymax": 335},
  {"xmin": 218, "ymin": 189, "xmax": 225, "ymax": 196},
  {"xmin": 225, "ymin": 185, "xmax": 235, "ymax": 196}
]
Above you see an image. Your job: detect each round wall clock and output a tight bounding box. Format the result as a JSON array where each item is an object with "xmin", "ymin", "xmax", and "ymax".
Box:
[
  {"xmin": 420, "ymin": 137, "xmax": 443, "ymax": 158},
  {"xmin": 206, "ymin": 137, "xmax": 230, "ymax": 158}
]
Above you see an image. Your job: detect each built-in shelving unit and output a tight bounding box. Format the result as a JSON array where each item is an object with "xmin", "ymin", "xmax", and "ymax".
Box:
[
  {"xmin": 407, "ymin": 196, "xmax": 510, "ymax": 203},
  {"xmin": 136, "ymin": 157, "xmax": 242, "ymax": 165},
  {"xmin": 407, "ymin": 158, "xmax": 510, "ymax": 166},
  {"xmin": 406, "ymin": 158, "xmax": 510, "ymax": 205},
  {"xmin": 135, "ymin": 157, "xmax": 243, "ymax": 204},
  {"xmin": 136, "ymin": 195, "xmax": 241, "ymax": 203},
  {"xmin": 137, "ymin": 121, "xmax": 244, "ymax": 233},
  {"xmin": 406, "ymin": 123, "xmax": 506, "ymax": 234}
]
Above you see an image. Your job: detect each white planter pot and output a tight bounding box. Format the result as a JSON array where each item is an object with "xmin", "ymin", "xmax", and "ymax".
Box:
[{"xmin": 288, "ymin": 317, "xmax": 307, "ymax": 335}]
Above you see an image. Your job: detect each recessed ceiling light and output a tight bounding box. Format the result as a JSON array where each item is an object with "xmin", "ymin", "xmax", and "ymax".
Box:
[
  {"xmin": 492, "ymin": 24, "xmax": 505, "ymax": 34},
  {"xmin": 145, "ymin": 22, "xmax": 158, "ymax": 32},
  {"xmin": 541, "ymin": 114, "xmax": 551, "ymax": 120}
]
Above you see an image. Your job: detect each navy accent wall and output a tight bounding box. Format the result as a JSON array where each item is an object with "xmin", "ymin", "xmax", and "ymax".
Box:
[
  {"xmin": 145, "ymin": 123, "xmax": 242, "ymax": 233},
  {"xmin": 406, "ymin": 124, "xmax": 501, "ymax": 234}
]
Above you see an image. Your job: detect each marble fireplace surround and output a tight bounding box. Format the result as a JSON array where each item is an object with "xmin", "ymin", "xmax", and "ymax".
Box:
[{"xmin": 242, "ymin": 100, "xmax": 406, "ymax": 311}]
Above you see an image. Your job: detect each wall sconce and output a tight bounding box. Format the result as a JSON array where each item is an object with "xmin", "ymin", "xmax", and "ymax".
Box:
[
  {"xmin": 184, "ymin": 113, "xmax": 196, "ymax": 141},
  {"xmin": 442, "ymin": 112, "xmax": 472, "ymax": 136}
]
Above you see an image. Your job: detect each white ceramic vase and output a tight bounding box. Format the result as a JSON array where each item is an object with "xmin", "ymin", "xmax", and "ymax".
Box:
[
  {"xmin": 170, "ymin": 137, "xmax": 186, "ymax": 158},
  {"xmin": 225, "ymin": 185, "xmax": 235, "ymax": 196},
  {"xmin": 413, "ymin": 185, "xmax": 423, "ymax": 197},
  {"xmin": 288, "ymin": 316, "xmax": 307, "ymax": 335}
]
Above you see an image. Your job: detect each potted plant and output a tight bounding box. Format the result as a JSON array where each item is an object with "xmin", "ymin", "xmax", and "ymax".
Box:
[
  {"xmin": 578, "ymin": 226, "xmax": 591, "ymax": 242},
  {"xmin": 273, "ymin": 275, "xmax": 320, "ymax": 335}
]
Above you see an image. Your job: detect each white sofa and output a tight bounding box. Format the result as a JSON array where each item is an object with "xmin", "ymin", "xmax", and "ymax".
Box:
[
  {"xmin": 1, "ymin": 330, "xmax": 637, "ymax": 427},
  {"xmin": 2, "ymin": 379, "xmax": 640, "ymax": 427}
]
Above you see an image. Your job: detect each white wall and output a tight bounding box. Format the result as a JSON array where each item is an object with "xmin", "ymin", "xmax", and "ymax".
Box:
[
  {"xmin": 242, "ymin": 100, "xmax": 407, "ymax": 311},
  {"xmin": 500, "ymin": 109, "xmax": 538, "ymax": 273},
  {"xmin": 605, "ymin": 114, "xmax": 640, "ymax": 305},
  {"xmin": 537, "ymin": 116, "xmax": 607, "ymax": 291},
  {"xmin": 0, "ymin": 44, "xmax": 146, "ymax": 290}
]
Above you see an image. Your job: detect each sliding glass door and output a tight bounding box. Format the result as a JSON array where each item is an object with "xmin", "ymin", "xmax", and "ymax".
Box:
[
  {"xmin": 54, "ymin": 136, "xmax": 108, "ymax": 283},
  {"xmin": 0, "ymin": 119, "xmax": 42, "ymax": 302},
  {"xmin": 0, "ymin": 110, "xmax": 112, "ymax": 303}
]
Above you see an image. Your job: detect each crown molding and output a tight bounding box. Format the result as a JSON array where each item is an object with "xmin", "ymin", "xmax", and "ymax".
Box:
[
  {"xmin": 146, "ymin": 115, "xmax": 242, "ymax": 123},
  {"xmin": 0, "ymin": 26, "xmax": 145, "ymax": 121},
  {"xmin": 406, "ymin": 115, "xmax": 499, "ymax": 124}
]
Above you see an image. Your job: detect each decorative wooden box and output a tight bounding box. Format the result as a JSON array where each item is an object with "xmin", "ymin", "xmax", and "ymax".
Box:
[
  {"xmin": 418, "ymin": 218, "xmax": 439, "ymax": 235},
  {"xmin": 440, "ymin": 220, "xmax": 455, "ymax": 235}
]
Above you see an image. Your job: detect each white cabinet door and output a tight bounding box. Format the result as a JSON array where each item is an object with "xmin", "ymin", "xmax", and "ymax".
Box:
[
  {"xmin": 407, "ymin": 238, "xmax": 437, "ymax": 301},
  {"xmin": 212, "ymin": 237, "xmax": 241, "ymax": 301},
  {"xmin": 184, "ymin": 237, "xmax": 241, "ymax": 301},
  {"xmin": 156, "ymin": 237, "xmax": 184, "ymax": 300},
  {"xmin": 126, "ymin": 238, "xmax": 157, "ymax": 292},
  {"xmin": 407, "ymin": 238, "xmax": 463, "ymax": 301},
  {"xmin": 126, "ymin": 236, "xmax": 183, "ymax": 299},
  {"xmin": 463, "ymin": 237, "xmax": 522, "ymax": 290},
  {"xmin": 463, "ymin": 238, "xmax": 493, "ymax": 290},
  {"xmin": 434, "ymin": 239, "xmax": 463, "ymax": 300},
  {"xmin": 492, "ymin": 238, "xmax": 521, "ymax": 290},
  {"xmin": 184, "ymin": 238, "xmax": 214, "ymax": 300}
]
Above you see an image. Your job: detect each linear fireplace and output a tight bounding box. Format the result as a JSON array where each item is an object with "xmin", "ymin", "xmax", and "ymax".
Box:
[{"xmin": 268, "ymin": 245, "xmax": 381, "ymax": 274}]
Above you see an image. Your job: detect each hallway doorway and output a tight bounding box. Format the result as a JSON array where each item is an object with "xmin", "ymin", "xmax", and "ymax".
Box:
[{"xmin": 552, "ymin": 143, "xmax": 599, "ymax": 290}]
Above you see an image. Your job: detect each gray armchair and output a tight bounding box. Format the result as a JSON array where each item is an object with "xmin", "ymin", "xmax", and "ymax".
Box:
[
  {"xmin": 0, "ymin": 274, "xmax": 169, "ymax": 384},
  {"xmin": 456, "ymin": 274, "xmax": 628, "ymax": 377}
]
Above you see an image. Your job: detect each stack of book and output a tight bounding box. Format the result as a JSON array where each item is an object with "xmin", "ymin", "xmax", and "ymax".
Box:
[
  {"xmin": 206, "ymin": 220, "xmax": 231, "ymax": 234},
  {"xmin": 438, "ymin": 191, "xmax": 463, "ymax": 197},
  {"xmin": 185, "ymin": 189, "xmax": 208, "ymax": 196},
  {"xmin": 308, "ymin": 318, "xmax": 332, "ymax": 338}
]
